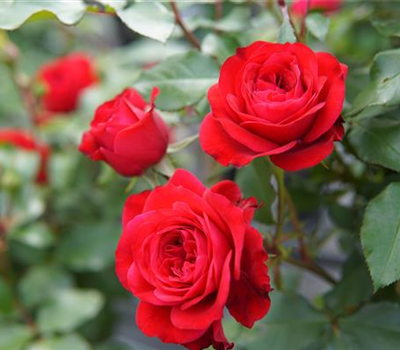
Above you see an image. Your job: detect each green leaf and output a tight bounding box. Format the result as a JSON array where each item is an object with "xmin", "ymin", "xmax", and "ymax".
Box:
[
  {"xmin": 135, "ymin": 51, "xmax": 219, "ymax": 111},
  {"xmin": 333, "ymin": 303, "xmax": 400, "ymax": 350},
  {"xmin": 361, "ymin": 182, "xmax": 400, "ymax": 290},
  {"xmin": 10, "ymin": 222, "xmax": 54, "ymax": 249},
  {"xmin": 349, "ymin": 117, "xmax": 400, "ymax": 172},
  {"xmin": 346, "ymin": 49, "xmax": 400, "ymax": 119},
  {"xmin": 27, "ymin": 334, "xmax": 90, "ymax": 350},
  {"xmin": 201, "ymin": 33, "xmax": 238, "ymax": 64},
  {"xmin": 214, "ymin": 7, "xmax": 251, "ymax": 32},
  {"xmin": 236, "ymin": 158, "xmax": 275, "ymax": 224},
  {"xmin": 278, "ymin": 11, "xmax": 296, "ymax": 44},
  {"xmin": 0, "ymin": 323, "xmax": 32, "ymax": 350},
  {"xmin": 372, "ymin": 19, "xmax": 400, "ymax": 38},
  {"xmin": 247, "ymin": 293, "xmax": 329, "ymax": 350},
  {"xmin": 56, "ymin": 222, "xmax": 120, "ymax": 272},
  {"xmin": 0, "ymin": 277, "xmax": 13, "ymax": 316},
  {"xmin": 18, "ymin": 265, "xmax": 74, "ymax": 308},
  {"xmin": 324, "ymin": 253, "xmax": 373, "ymax": 316},
  {"xmin": 37, "ymin": 289, "xmax": 104, "ymax": 334},
  {"xmin": 0, "ymin": 0, "xmax": 86, "ymax": 30},
  {"xmin": 306, "ymin": 13, "xmax": 330, "ymax": 42},
  {"xmin": 117, "ymin": 2, "xmax": 175, "ymax": 43},
  {"xmin": 167, "ymin": 134, "xmax": 199, "ymax": 154}
]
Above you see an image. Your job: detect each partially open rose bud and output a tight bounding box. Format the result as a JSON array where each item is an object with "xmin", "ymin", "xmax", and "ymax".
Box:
[{"xmin": 79, "ymin": 88, "xmax": 169, "ymax": 177}]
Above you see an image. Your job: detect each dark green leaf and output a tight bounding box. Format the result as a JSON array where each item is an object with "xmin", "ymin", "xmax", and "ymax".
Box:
[
  {"xmin": 247, "ymin": 293, "xmax": 330, "ymax": 350},
  {"xmin": 346, "ymin": 49, "xmax": 400, "ymax": 119},
  {"xmin": 37, "ymin": 289, "xmax": 104, "ymax": 334},
  {"xmin": 236, "ymin": 158, "xmax": 275, "ymax": 224},
  {"xmin": 0, "ymin": 277, "xmax": 13, "ymax": 316},
  {"xmin": 361, "ymin": 183, "xmax": 400, "ymax": 290},
  {"xmin": 349, "ymin": 117, "xmax": 400, "ymax": 171},
  {"xmin": 135, "ymin": 51, "xmax": 219, "ymax": 111}
]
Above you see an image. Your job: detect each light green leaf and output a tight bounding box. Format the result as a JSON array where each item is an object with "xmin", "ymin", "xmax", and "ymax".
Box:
[
  {"xmin": 201, "ymin": 33, "xmax": 238, "ymax": 64},
  {"xmin": 0, "ymin": 277, "xmax": 13, "ymax": 316},
  {"xmin": 10, "ymin": 222, "xmax": 54, "ymax": 249},
  {"xmin": 167, "ymin": 134, "xmax": 199, "ymax": 154},
  {"xmin": 333, "ymin": 303, "xmax": 400, "ymax": 350},
  {"xmin": 236, "ymin": 158, "xmax": 275, "ymax": 224},
  {"xmin": 117, "ymin": 2, "xmax": 175, "ymax": 43},
  {"xmin": 18, "ymin": 265, "xmax": 74, "ymax": 308},
  {"xmin": 361, "ymin": 183, "xmax": 400, "ymax": 290},
  {"xmin": 278, "ymin": 10, "xmax": 296, "ymax": 44},
  {"xmin": 346, "ymin": 49, "xmax": 400, "ymax": 119},
  {"xmin": 372, "ymin": 19, "xmax": 400, "ymax": 38},
  {"xmin": 247, "ymin": 293, "xmax": 330, "ymax": 350},
  {"xmin": 0, "ymin": 323, "xmax": 32, "ymax": 350},
  {"xmin": 0, "ymin": 0, "xmax": 86, "ymax": 30},
  {"xmin": 0, "ymin": 148, "xmax": 39, "ymax": 182},
  {"xmin": 27, "ymin": 334, "xmax": 90, "ymax": 350},
  {"xmin": 349, "ymin": 117, "xmax": 400, "ymax": 171},
  {"xmin": 306, "ymin": 13, "xmax": 330, "ymax": 42},
  {"xmin": 37, "ymin": 289, "xmax": 104, "ymax": 334},
  {"xmin": 135, "ymin": 51, "xmax": 219, "ymax": 111},
  {"xmin": 56, "ymin": 222, "xmax": 120, "ymax": 272},
  {"xmin": 214, "ymin": 7, "xmax": 251, "ymax": 32}
]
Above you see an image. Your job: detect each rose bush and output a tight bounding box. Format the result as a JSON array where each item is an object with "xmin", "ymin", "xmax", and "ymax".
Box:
[
  {"xmin": 0, "ymin": 128, "xmax": 49, "ymax": 184},
  {"xmin": 79, "ymin": 88, "xmax": 169, "ymax": 177},
  {"xmin": 115, "ymin": 169, "xmax": 271, "ymax": 350},
  {"xmin": 200, "ymin": 42, "xmax": 347, "ymax": 171},
  {"xmin": 38, "ymin": 53, "xmax": 97, "ymax": 114}
]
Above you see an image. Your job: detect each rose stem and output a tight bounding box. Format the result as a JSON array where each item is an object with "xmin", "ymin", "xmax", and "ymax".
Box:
[
  {"xmin": 277, "ymin": 0, "xmax": 302, "ymax": 42},
  {"xmin": 215, "ymin": 0, "xmax": 223, "ymax": 20},
  {"xmin": 169, "ymin": 1, "xmax": 202, "ymax": 51},
  {"xmin": 272, "ymin": 165, "xmax": 285, "ymax": 242},
  {"xmin": 299, "ymin": 0, "xmax": 310, "ymax": 43}
]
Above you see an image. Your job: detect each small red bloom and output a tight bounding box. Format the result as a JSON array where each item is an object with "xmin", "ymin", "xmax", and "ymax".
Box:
[
  {"xmin": 116, "ymin": 169, "xmax": 271, "ymax": 350},
  {"xmin": 200, "ymin": 42, "xmax": 347, "ymax": 171},
  {"xmin": 291, "ymin": 0, "xmax": 342, "ymax": 16},
  {"xmin": 79, "ymin": 88, "xmax": 169, "ymax": 177},
  {"xmin": 0, "ymin": 129, "xmax": 50, "ymax": 184},
  {"xmin": 38, "ymin": 53, "xmax": 97, "ymax": 113}
]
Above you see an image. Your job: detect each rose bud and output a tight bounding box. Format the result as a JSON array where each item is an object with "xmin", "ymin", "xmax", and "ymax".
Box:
[
  {"xmin": 116, "ymin": 169, "xmax": 271, "ymax": 350},
  {"xmin": 38, "ymin": 53, "xmax": 97, "ymax": 113},
  {"xmin": 200, "ymin": 42, "xmax": 347, "ymax": 171},
  {"xmin": 291, "ymin": 0, "xmax": 342, "ymax": 16},
  {"xmin": 0, "ymin": 128, "xmax": 50, "ymax": 184},
  {"xmin": 79, "ymin": 88, "xmax": 169, "ymax": 177}
]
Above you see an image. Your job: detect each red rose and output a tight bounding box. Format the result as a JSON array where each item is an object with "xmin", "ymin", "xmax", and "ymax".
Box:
[
  {"xmin": 115, "ymin": 169, "xmax": 271, "ymax": 350},
  {"xmin": 0, "ymin": 129, "xmax": 50, "ymax": 184},
  {"xmin": 291, "ymin": 0, "xmax": 342, "ymax": 16},
  {"xmin": 79, "ymin": 88, "xmax": 169, "ymax": 177},
  {"xmin": 200, "ymin": 42, "xmax": 347, "ymax": 171},
  {"xmin": 38, "ymin": 53, "xmax": 97, "ymax": 113}
]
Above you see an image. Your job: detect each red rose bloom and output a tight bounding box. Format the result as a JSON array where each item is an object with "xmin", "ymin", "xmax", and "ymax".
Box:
[
  {"xmin": 38, "ymin": 53, "xmax": 97, "ymax": 113},
  {"xmin": 0, "ymin": 129, "xmax": 50, "ymax": 184},
  {"xmin": 116, "ymin": 169, "xmax": 271, "ymax": 350},
  {"xmin": 200, "ymin": 42, "xmax": 347, "ymax": 171},
  {"xmin": 79, "ymin": 88, "xmax": 169, "ymax": 177},
  {"xmin": 291, "ymin": 0, "xmax": 342, "ymax": 16}
]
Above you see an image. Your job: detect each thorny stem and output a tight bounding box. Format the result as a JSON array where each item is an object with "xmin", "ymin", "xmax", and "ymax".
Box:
[
  {"xmin": 299, "ymin": 0, "xmax": 310, "ymax": 42},
  {"xmin": 170, "ymin": 1, "xmax": 202, "ymax": 51},
  {"xmin": 277, "ymin": 0, "xmax": 301, "ymax": 42}
]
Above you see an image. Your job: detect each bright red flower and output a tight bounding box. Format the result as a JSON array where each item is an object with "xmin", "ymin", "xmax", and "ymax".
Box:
[
  {"xmin": 291, "ymin": 0, "xmax": 342, "ymax": 16},
  {"xmin": 116, "ymin": 169, "xmax": 271, "ymax": 350},
  {"xmin": 0, "ymin": 129, "xmax": 50, "ymax": 184},
  {"xmin": 38, "ymin": 53, "xmax": 97, "ymax": 113},
  {"xmin": 200, "ymin": 42, "xmax": 347, "ymax": 171},
  {"xmin": 79, "ymin": 88, "xmax": 169, "ymax": 177}
]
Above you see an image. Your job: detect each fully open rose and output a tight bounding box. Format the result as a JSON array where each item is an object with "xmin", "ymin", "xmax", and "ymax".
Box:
[
  {"xmin": 115, "ymin": 169, "xmax": 271, "ymax": 350},
  {"xmin": 79, "ymin": 88, "xmax": 169, "ymax": 177},
  {"xmin": 200, "ymin": 42, "xmax": 347, "ymax": 171},
  {"xmin": 0, "ymin": 129, "xmax": 50, "ymax": 184}
]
